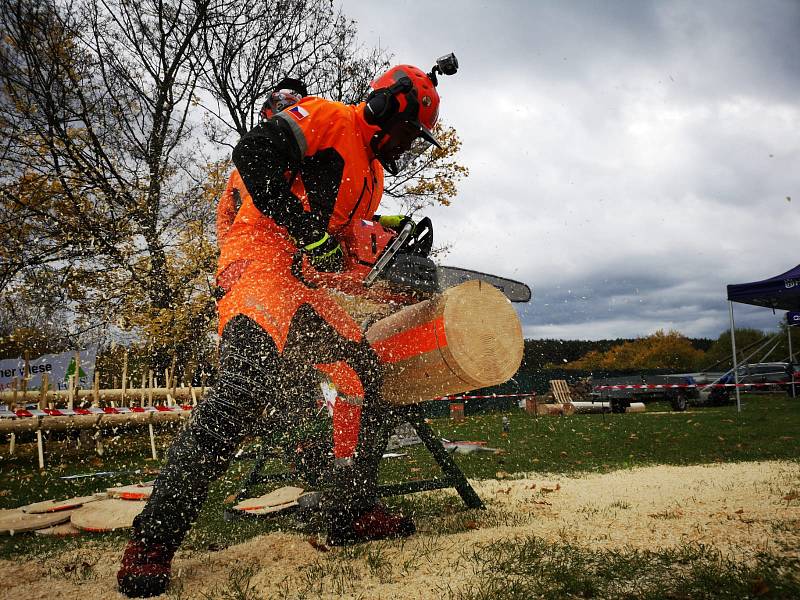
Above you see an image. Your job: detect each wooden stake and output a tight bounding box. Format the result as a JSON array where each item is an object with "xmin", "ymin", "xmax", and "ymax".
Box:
[
  {"xmin": 140, "ymin": 371, "xmax": 146, "ymax": 406},
  {"xmin": 22, "ymin": 352, "xmax": 30, "ymax": 393},
  {"xmin": 121, "ymin": 351, "xmax": 128, "ymax": 407},
  {"xmin": 11, "ymin": 378, "xmax": 18, "ymax": 410},
  {"xmin": 74, "ymin": 351, "xmax": 81, "ymax": 388},
  {"xmin": 93, "ymin": 371, "xmax": 100, "ymax": 407},
  {"xmin": 39, "ymin": 373, "xmax": 49, "ymax": 411},
  {"xmin": 9, "ymin": 433, "xmax": 15, "ymax": 455},
  {"xmin": 148, "ymin": 423, "xmax": 158, "ymax": 460},
  {"xmin": 36, "ymin": 430, "xmax": 45, "ymax": 469},
  {"xmin": 148, "ymin": 370, "xmax": 154, "ymax": 407},
  {"xmin": 67, "ymin": 374, "xmax": 75, "ymax": 410}
]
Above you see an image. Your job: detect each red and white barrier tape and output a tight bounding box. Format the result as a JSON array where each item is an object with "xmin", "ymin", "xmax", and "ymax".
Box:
[
  {"xmin": 0, "ymin": 405, "xmax": 193, "ymax": 419},
  {"xmin": 592, "ymin": 382, "xmax": 790, "ymax": 391},
  {"xmin": 437, "ymin": 393, "xmax": 534, "ymax": 401}
]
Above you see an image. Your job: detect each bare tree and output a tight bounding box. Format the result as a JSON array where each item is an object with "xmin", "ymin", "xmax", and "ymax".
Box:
[
  {"xmin": 197, "ymin": 0, "xmax": 390, "ymax": 145},
  {"xmin": 0, "ymin": 0, "xmax": 214, "ymax": 369}
]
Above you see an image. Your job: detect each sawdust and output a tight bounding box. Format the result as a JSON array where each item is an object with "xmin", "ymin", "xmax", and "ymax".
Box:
[{"xmin": 2, "ymin": 460, "xmax": 798, "ymax": 599}]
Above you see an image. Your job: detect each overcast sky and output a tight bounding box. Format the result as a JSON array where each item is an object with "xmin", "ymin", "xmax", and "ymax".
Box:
[{"xmin": 343, "ymin": 0, "xmax": 799, "ymax": 341}]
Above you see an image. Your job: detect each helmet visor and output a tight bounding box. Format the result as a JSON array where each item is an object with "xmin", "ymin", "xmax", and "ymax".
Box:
[{"xmin": 375, "ymin": 121, "xmax": 439, "ymax": 175}]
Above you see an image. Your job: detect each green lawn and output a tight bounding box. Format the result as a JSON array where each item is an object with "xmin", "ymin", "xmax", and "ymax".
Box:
[{"xmin": 1, "ymin": 394, "xmax": 799, "ymax": 590}]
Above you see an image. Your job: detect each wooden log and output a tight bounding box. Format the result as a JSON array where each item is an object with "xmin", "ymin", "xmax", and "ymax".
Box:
[
  {"xmin": 570, "ymin": 401, "xmax": 610, "ymax": 414},
  {"xmin": 121, "ymin": 351, "xmax": 128, "ymax": 407},
  {"xmin": 366, "ymin": 280, "xmax": 523, "ymax": 405},
  {"xmin": 536, "ymin": 403, "xmax": 575, "ymax": 416},
  {"xmin": 0, "ymin": 386, "xmax": 202, "ymax": 403},
  {"xmin": 0, "ymin": 408, "xmax": 189, "ymax": 435},
  {"xmin": 39, "ymin": 373, "xmax": 49, "ymax": 411}
]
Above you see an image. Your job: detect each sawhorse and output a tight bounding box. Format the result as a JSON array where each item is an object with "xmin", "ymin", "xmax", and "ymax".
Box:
[{"xmin": 227, "ymin": 403, "xmax": 483, "ymax": 519}]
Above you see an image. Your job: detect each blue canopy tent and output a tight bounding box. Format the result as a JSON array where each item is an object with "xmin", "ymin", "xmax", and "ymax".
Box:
[{"xmin": 726, "ymin": 264, "xmax": 800, "ymax": 408}]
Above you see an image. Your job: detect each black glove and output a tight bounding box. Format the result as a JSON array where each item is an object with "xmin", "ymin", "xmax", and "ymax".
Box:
[{"xmin": 303, "ymin": 232, "xmax": 344, "ymax": 272}]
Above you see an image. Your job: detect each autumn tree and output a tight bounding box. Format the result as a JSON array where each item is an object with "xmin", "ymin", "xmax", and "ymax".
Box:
[
  {"xmin": 195, "ymin": 0, "xmax": 467, "ymax": 214},
  {"xmin": 0, "ymin": 0, "xmax": 468, "ymax": 378},
  {"xmin": 564, "ymin": 330, "xmax": 706, "ymax": 371},
  {"xmin": 0, "ymin": 0, "xmax": 212, "ymax": 374},
  {"xmin": 701, "ymin": 328, "xmax": 768, "ymax": 370}
]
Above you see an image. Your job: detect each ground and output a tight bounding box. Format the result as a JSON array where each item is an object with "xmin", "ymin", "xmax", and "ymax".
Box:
[
  {"xmin": 1, "ymin": 397, "xmax": 799, "ymax": 598},
  {"xmin": 2, "ymin": 460, "xmax": 798, "ymax": 599}
]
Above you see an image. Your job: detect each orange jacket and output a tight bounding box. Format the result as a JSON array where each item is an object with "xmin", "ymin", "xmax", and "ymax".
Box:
[{"xmin": 216, "ymin": 97, "xmax": 385, "ymax": 350}]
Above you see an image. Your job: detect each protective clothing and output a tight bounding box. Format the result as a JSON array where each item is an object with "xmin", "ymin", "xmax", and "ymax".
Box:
[
  {"xmin": 117, "ymin": 541, "xmax": 176, "ymax": 598},
  {"xmin": 376, "ymin": 214, "xmax": 414, "ymax": 232},
  {"xmin": 217, "ymin": 96, "xmax": 384, "ymax": 350},
  {"xmin": 219, "ymin": 77, "xmax": 307, "ymax": 243},
  {"xmin": 122, "ymin": 95, "xmax": 406, "ymax": 597},
  {"xmin": 364, "ymin": 64, "xmax": 441, "ymax": 174},
  {"xmin": 303, "ymin": 231, "xmax": 344, "ymax": 272},
  {"xmin": 259, "ymin": 76, "xmax": 307, "ymax": 121}
]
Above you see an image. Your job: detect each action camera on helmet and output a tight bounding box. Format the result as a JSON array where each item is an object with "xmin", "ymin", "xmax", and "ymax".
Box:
[
  {"xmin": 428, "ymin": 53, "xmax": 459, "ymax": 85},
  {"xmin": 366, "ymin": 53, "xmax": 459, "ymax": 174}
]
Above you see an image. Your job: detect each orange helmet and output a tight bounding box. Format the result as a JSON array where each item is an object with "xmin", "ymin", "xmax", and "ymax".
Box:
[{"xmin": 364, "ymin": 64, "xmax": 441, "ymax": 149}]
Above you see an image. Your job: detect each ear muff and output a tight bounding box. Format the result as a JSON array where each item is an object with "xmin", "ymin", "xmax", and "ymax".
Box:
[
  {"xmin": 364, "ymin": 88, "xmax": 395, "ymax": 126},
  {"xmin": 364, "ymin": 77, "xmax": 414, "ymax": 128}
]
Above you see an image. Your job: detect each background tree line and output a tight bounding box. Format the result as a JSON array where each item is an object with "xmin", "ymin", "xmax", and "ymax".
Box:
[
  {"xmin": 519, "ymin": 326, "xmax": 798, "ymax": 374},
  {"xmin": 0, "ymin": 0, "xmax": 467, "ymax": 379}
]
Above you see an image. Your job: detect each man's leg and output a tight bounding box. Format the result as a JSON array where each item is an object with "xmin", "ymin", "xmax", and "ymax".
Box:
[
  {"xmin": 283, "ymin": 305, "xmax": 411, "ymax": 543},
  {"xmin": 118, "ymin": 315, "xmax": 283, "ymax": 598}
]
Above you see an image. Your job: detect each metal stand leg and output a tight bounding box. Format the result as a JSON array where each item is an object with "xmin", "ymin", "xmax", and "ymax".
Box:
[{"xmin": 378, "ymin": 405, "xmax": 484, "ymax": 509}]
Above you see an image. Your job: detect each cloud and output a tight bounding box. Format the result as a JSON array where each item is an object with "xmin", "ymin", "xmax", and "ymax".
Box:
[{"xmin": 347, "ymin": 0, "xmax": 800, "ymax": 339}]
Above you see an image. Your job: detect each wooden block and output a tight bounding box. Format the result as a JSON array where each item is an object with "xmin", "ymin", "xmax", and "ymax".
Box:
[
  {"xmin": 367, "ymin": 280, "xmax": 523, "ymax": 405},
  {"xmin": 71, "ymin": 499, "xmax": 145, "ymax": 532},
  {"xmin": 21, "ymin": 495, "xmax": 102, "ymax": 514},
  {"xmin": 106, "ymin": 483, "xmax": 154, "ymax": 500},
  {"xmin": 233, "ymin": 486, "xmax": 305, "ymax": 512},
  {"xmin": 34, "ymin": 522, "xmax": 82, "ymax": 537},
  {"xmin": 535, "ymin": 403, "xmax": 559, "ymax": 416},
  {"xmin": 0, "ymin": 508, "xmax": 73, "ymax": 534}
]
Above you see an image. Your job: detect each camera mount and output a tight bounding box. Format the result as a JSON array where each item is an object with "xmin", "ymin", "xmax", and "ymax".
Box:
[{"xmin": 428, "ymin": 53, "xmax": 459, "ymax": 87}]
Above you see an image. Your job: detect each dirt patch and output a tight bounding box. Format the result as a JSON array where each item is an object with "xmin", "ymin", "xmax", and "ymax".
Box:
[{"xmin": 2, "ymin": 460, "xmax": 798, "ymax": 599}]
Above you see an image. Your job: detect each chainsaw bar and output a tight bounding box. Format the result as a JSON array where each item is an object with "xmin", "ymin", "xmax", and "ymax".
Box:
[{"xmin": 436, "ymin": 266, "xmax": 532, "ymax": 303}]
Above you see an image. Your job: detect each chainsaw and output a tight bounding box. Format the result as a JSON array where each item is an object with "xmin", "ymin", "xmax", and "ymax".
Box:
[{"xmin": 314, "ymin": 216, "xmax": 532, "ymax": 305}]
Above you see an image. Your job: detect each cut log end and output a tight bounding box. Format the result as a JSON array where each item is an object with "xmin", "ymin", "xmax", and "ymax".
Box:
[{"xmin": 367, "ymin": 280, "xmax": 524, "ymax": 405}]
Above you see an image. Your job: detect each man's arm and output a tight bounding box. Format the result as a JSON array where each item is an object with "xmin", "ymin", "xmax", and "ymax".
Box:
[{"xmin": 232, "ymin": 119, "xmax": 325, "ymax": 247}]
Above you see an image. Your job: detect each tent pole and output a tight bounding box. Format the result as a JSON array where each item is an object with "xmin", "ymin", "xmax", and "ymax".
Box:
[
  {"xmin": 789, "ymin": 322, "xmax": 796, "ymax": 398},
  {"xmin": 729, "ymin": 301, "xmax": 741, "ymax": 412}
]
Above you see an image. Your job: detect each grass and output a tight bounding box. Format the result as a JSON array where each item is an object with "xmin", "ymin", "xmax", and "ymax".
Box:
[
  {"xmin": 0, "ymin": 394, "xmax": 798, "ymax": 597},
  {"xmin": 453, "ymin": 536, "xmax": 800, "ymax": 600}
]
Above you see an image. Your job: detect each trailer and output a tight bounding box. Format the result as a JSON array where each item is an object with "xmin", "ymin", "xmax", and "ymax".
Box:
[{"xmin": 591, "ymin": 374, "xmax": 700, "ymax": 412}]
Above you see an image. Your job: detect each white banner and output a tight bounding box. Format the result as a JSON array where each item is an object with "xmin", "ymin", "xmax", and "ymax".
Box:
[{"xmin": 0, "ymin": 346, "xmax": 97, "ymax": 392}]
